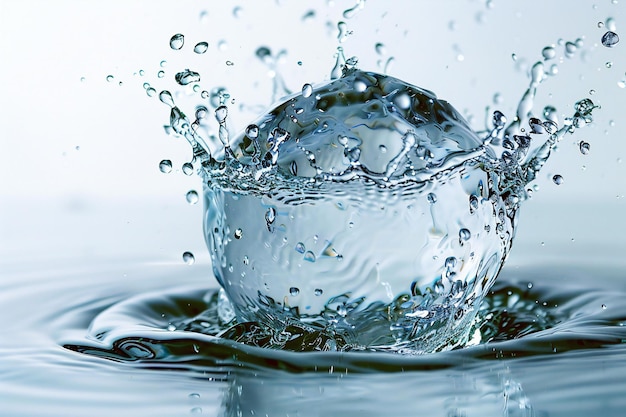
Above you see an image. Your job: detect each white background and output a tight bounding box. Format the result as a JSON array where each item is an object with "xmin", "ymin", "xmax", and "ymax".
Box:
[{"xmin": 1, "ymin": 0, "xmax": 625, "ymax": 271}]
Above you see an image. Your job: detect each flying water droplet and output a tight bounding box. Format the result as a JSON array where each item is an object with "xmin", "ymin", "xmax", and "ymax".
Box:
[
  {"xmin": 314, "ymin": 289, "xmax": 323, "ymax": 296},
  {"xmin": 552, "ymin": 174, "xmax": 564, "ymax": 185},
  {"xmin": 182, "ymin": 162, "xmax": 194, "ymax": 175},
  {"xmin": 186, "ymin": 190, "xmax": 199, "ymax": 204},
  {"xmin": 170, "ymin": 33, "xmax": 184, "ymax": 50},
  {"xmin": 234, "ymin": 228, "xmax": 243, "ymax": 239},
  {"xmin": 427, "ymin": 193, "xmax": 437, "ymax": 204},
  {"xmin": 343, "ymin": 0, "xmax": 365, "ymax": 19},
  {"xmin": 159, "ymin": 90, "xmax": 175, "ymax": 108},
  {"xmin": 182, "ymin": 251, "xmax": 195, "ymax": 265},
  {"xmin": 602, "ymin": 31, "xmax": 619, "ymax": 47},
  {"xmin": 106, "ymin": 75, "xmax": 114, "ymax": 82},
  {"xmin": 302, "ymin": 83, "xmax": 313, "ymax": 98},
  {"xmin": 159, "ymin": 159, "xmax": 172, "ymax": 173},
  {"xmin": 289, "ymin": 287, "xmax": 300, "ymax": 296},
  {"xmin": 175, "ymin": 69, "xmax": 200, "ymax": 86},
  {"xmin": 194, "ymin": 42, "xmax": 208, "ymax": 54},
  {"xmin": 459, "ymin": 228, "xmax": 471, "ymax": 242},
  {"xmin": 542, "ymin": 46, "xmax": 556, "ymax": 60},
  {"xmin": 579, "ymin": 141, "xmax": 590, "ymax": 155}
]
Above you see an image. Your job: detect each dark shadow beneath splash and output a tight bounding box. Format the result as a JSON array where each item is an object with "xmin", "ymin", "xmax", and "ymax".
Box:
[{"xmin": 63, "ymin": 266, "xmax": 626, "ymax": 374}]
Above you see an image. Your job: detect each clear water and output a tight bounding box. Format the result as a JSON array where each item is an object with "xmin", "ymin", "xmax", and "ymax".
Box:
[{"xmin": 3, "ymin": 0, "xmax": 626, "ymax": 416}]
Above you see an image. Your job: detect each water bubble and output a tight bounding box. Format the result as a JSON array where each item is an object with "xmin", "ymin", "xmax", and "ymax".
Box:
[
  {"xmin": 106, "ymin": 75, "xmax": 114, "ymax": 82},
  {"xmin": 182, "ymin": 162, "xmax": 194, "ymax": 176},
  {"xmin": 579, "ymin": 141, "xmax": 591, "ymax": 155},
  {"xmin": 289, "ymin": 287, "xmax": 300, "ymax": 296},
  {"xmin": 175, "ymin": 69, "xmax": 200, "ymax": 86},
  {"xmin": 182, "ymin": 251, "xmax": 195, "ymax": 265},
  {"xmin": 302, "ymin": 83, "xmax": 313, "ymax": 98},
  {"xmin": 234, "ymin": 228, "xmax": 243, "ymax": 239},
  {"xmin": 601, "ymin": 31, "xmax": 619, "ymax": 47},
  {"xmin": 427, "ymin": 193, "xmax": 437, "ymax": 204},
  {"xmin": 169, "ymin": 33, "xmax": 184, "ymax": 50},
  {"xmin": 459, "ymin": 228, "xmax": 471, "ymax": 242},
  {"xmin": 159, "ymin": 159, "xmax": 172, "ymax": 173},
  {"xmin": 552, "ymin": 174, "xmax": 564, "ymax": 185},
  {"xmin": 159, "ymin": 90, "xmax": 175, "ymax": 108},
  {"xmin": 186, "ymin": 190, "xmax": 199, "ymax": 204},
  {"xmin": 194, "ymin": 42, "xmax": 208, "ymax": 54}
]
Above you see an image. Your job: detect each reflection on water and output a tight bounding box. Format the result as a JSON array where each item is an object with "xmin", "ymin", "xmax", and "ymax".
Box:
[{"xmin": 2, "ymin": 259, "xmax": 626, "ymax": 416}]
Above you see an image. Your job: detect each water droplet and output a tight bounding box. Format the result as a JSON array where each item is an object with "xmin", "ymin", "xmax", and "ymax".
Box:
[
  {"xmin": 343, "ymin": 0, "xmax": 365, "ymax": 19},
  {"xmin": 167, "ymin": 324, "xmax": 176, "ymax": 331},
  {"xmin": 565, "ymin": 41, "xmax": 577, "ymax": 56},
  {"xmin": 427, "ymin": 193, "xmax": 437, "ymax": 204},
  {"xmin": 303, "ymin": 251, "xmax": 316, "ymax": 262},
  {"xmin": 182, "ymin": 162, "xmax": 194, "ymax": 175},
  {"xmin": 175, "ymin": 69, "xmax": 201, "ymax": 86},
  {"xmin": 314, "ymin": 288, "xmax": 323, "ymax": 296},
  {"xmin": 234, "ymin": 228, "xmax": 243, "ymax": 239},
  {"xmin": 159, "ymin": 90, "xmax": 175, "ymax": 108},
  {"xmin": 552, "ymin": 174, "xmax": 564, "ymax": 185},
  {"xmin": 182, "ymin": 251, "xmax": 195, "ymax": 265},
  {"xmin": 225, "ymin": 60, "xmax": 234, "ymax": 66},
  {"xmin": 302, "ymin": 83, "xmax": 313, "ymax": 98},
  {"xmin": 169, "ymin": 33, "xmax": 184, "ymax": 50},
  {"xmin": 606, "ymin": 61, "xmax": 613, "ymax": 69},
  {"xmin": 245, "ymin": 124, "xmax": 259, "ymax": 139},
  {"xmin": 602, "ymin": 31, "xmax": 619, "ymax": 47},
  {"xmin": 218, "ymin": 40, "xmax": 228, "ymax": 51},
  {"xmin": 215, "ymin": 105, "xmax": 228, "ymax": 123},
  {"xmin": 606, "ymin": 17, "xmax": 617, "ymax": 31},
  {"xmin": 459, "ymin": 228, "xmax": 471, "ymax": 242},
  {"xmin": 146, "ymin": 87, "xmax": 156, "ymax": 97},
  {"xmin": 265, "ymin": 207, "xmax": 276, "ymax": 227},
  {"xmin": 579, "ymin": 141, "xmax": 591, "ymax": 155},
  {"xmin": 194, "ymin": 42, "xmax": 208, "ymax": 54},
  {"xmin": 232, "ymin": 6, "xmax": 243, "ymax": 18},
  {"xmin": 602, "ymin": 304, "xmax": 607, "ymax": 310},
  {"xmin": 542, "ymin": 46, "xmax": 556, "ymax": 60},
  {"xmin": 186, "ymin": 190, "xmax": 199, "ymax": 204},
  {"xmin": 106, "ymin": 75, "xmax": 114, "ymax": 82},
  {"xmin": 295, "ymin": 242, "xmax": 305, "ymax": 254},
  {"xmin": 289, "ymin": 287, "xmax": 300, "ymax": 296},
  {"xmin": 157, "ymin": 70, "xmax": 165, "ymax": 79},
  {"xmin": 242, "ymin": 255, "xmax": 249, "ymax": 265},
  {"xmin": 159, "ymin": 159, "xmax": 172, "ymax": 173}
]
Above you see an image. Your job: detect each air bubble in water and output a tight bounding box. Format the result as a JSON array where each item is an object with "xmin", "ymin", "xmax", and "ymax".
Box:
[
  {"xmin": 182, "ymin": 162, "xmax": 194, "ymax": 175},
  {"xmin": 194, "ymin": 42, "xmax": 208, "ymax": 54},
  {"xmin": 552, "ymin": 174, "xmax": 564, "ymax": 185},
  {"xmin": 579, "ymin": 141, "xmax": 591, "ymax": 155},
  {"xmin": 186, "ymin": 190, "xmax": 199, "ymax": 204},
  {"xmin": 182, "ymin": 251, "xmax": 195, "ymax": 265},
  {"xmin": 175, "ymin": 69, "xmax": 200, "ymax": 86},
  {"xmin": 601, "ymin": 31, "xmax": 619, "ymax": 47},
  {"xmin": 159, "ymin": 159, "xmax": 172, "ymax": 173},
  {"xmin": 169, "ymin": 33, "xmax": 184, "ymax": 50}
]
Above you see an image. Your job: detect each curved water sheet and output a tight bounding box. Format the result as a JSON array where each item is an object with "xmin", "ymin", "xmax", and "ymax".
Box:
[{"xmin": 61, "ymin": 265, "xmax": 626, "ymax": 416}]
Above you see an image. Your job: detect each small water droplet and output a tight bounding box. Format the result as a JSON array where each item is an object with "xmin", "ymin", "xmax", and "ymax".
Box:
[
  {"xmin": 182, "ymin": 251, "xmax": 195, "ymax": 265},
  {"xmin": 289, "ymin": 287, "xmax": 300, "ymax": 296},
  {"xmin": 245, "ymin": 124, "xmax": 259, "ymax": 139},
  {"xmin": 182, "ymin": 162, "xmax": 194, "ymax": 175},
  {"xmin": 606, "ymin": 61, "xmax": 613, "ymax": 69},
  {"xmin": 167, "ymin": 324, "xmax": 176, "ymax": 331},
  {"xmin": 232, "ymin": 6, "xmax": 243, "ymax": 18},
  {"xmin": 579, "ymin": 141, "xmax": 591, "ymax": 155},
  {"xmin": 170, "ymin": 33, "xmax": 184, "ymax": 50},
  {"xmin": 186, "ymin": 190, "xmax": 199, "ymax": 204},
  {"xmin": 602, "ymin": 304, "xmax": 607, "ymax": 310},
  {"xmin": 302, "ymin": 83, "xmax": 313, "ymax": 98},
  {"xmin": 194, "ymin": 42, "xmax": 208, "ymax": 54},
  {"xmin": 303, "ymin": 251, "xmax": 316, "ymax": 262},
  {"xmin": 80, "ymin": 76, "xmax": 86, "ymax": 83},
  {"xmin": 106, "ymin": 75, "xmax": 114, "ymax": 82},
  {"xmin": 225, "ymin": 60, "xmax": 234, "ymax": 66},
  {"xmin": 157, "ymin": 70, "xmax": 165, "ymax": 79},
  {"xmin": 552, "ymin": 174, "xmax": 564, "ymax": 185},
  {"xmin": 159, "ymin": 159, "xmax": 172, "ymax": 173},
  {"xmin": 314, "ymin": 288, "xmax": 323, "ymax": 296},
  {"xmin": 542, "ymin": 46, "xmax": 556, "ymax": 60},
  {"xmin": 215, "ymin": 105, "xmax": 228, "ymax": 123},
  {"xmin": 234, "ymin": 228, "xmax": 243, "ymax": 239},
  {"xmin": 188, "ymin": 393, "xmax": 201, "ymax": 399},
  {"xmin": 175, "ymin": 69, "xmax": 201, "ymax": 86},
  {"xmin": 295, "ymin": 242, "xmax": 305, "ymax": 254},
  {"xmin": 459, "ymin": 228, "xmax": 471, "ymax": 242},
  {"xmin": 602, "ymin": 31, "xmax": 619, "ymax": 47},
  {"xmin": 427, "ymin": 193, "xmax": 437, "ymax": 204},
  {"xmin": 159, "ymin": 90, "xmax": 175, "ymax": 108},
  {"xmin": 242, "ymin": 255, "xmax": 249, "ymax": 265}
]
